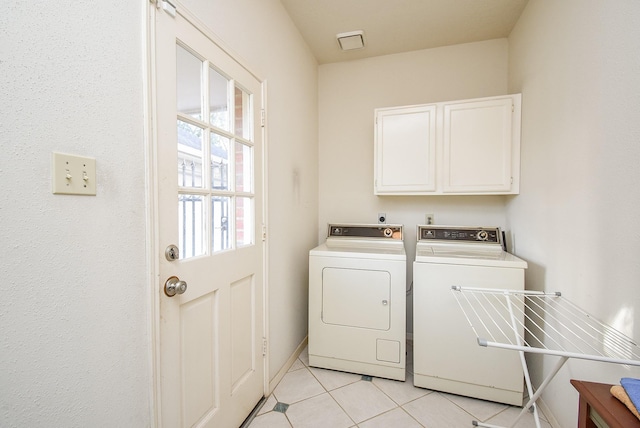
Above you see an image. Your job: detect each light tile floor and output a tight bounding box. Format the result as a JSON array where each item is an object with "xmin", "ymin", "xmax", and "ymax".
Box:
[{"xmin": 248, "ymin": 342, "xmax": 552, "ymax": 428}]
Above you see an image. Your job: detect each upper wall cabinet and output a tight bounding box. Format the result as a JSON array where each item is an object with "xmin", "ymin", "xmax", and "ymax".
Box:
[
  {"xmin": 374, "ymin": 104, "xmax": 438, "ymax": 193},
  {"xmin": 374, "ymin": 94, "xmax": 521, "ymax": 195}
]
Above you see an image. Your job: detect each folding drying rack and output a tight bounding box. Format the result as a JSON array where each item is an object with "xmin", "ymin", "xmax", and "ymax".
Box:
[{"xmin": 451, "ymin": 286, "xmax": 640, "ymax": 428}]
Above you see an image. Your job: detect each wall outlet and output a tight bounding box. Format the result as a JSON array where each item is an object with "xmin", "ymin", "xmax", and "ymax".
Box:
[
  {"xmin": 425, "ymin": 214, "xmax": 434, "ymax": 225},
  {"xmin": 378, "ymin": 213, "xmax": 386, "ymax": 224}
]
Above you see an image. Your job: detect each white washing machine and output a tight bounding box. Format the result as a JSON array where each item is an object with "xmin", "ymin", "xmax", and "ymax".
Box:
[
  {"xmin": 413, "ymin": 225, "xmax": 528, "ymax": 405},
  {"xmin": 309, "ymin": 224, "xmax": 406, "ymax": 381}
]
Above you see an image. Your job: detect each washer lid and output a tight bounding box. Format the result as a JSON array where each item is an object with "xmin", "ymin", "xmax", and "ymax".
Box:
[
  {"xmin": 415, "ymin": 225, "xmax": 525, "ymax": 267},
  {"xmin": 415, "ymin": 243, "xmax": 527, "ymax": 268},
  {"xmin": 310, "ymin": 242, "xmax": 406, "ymax": 260}
]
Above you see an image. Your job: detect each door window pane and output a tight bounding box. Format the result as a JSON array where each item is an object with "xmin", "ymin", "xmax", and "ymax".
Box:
[
  {"xmin": 234, "ymin": 86, "xmax": 251, "ymax": 139},
  {"xmin": 235, "ymin": 142, "xmax": 252, "ymax": 193},
  {"xmin": 179, "ymin": 194, "xmax": 206, "ymax": 259},
  {"xmin": 236, "ymin": 197, "xmax": 253, "ymax": 247},
  {"xmin": 209, "ymin": 67, "xmax": 230, "ymax": 130},
  {"xmin": 212, "ymin": 196, "xmax": 231, "ymax": 252},
  {"xmin": 211, "ymin": 133, "xmax": 230, "ymax": 190},
  {"xmin": 177, "ymin": 120, "xmax": 204, "ymax": 188},
  {"xmin": 175, "ymin": 42, "xmax": 256, "ymax": 259},
  {"xmin": 176, "ymin": 45, "xmax": 203, "ymax": 120}
]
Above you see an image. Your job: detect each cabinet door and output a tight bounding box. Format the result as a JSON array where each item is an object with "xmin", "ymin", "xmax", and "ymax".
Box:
[
  {"xmin": 442, "ymin": 96, "xmax": 518, "ymax": 193},
  {"xmin": 374, "ymin": 105, "xmax": 437, "ymax": 194}
]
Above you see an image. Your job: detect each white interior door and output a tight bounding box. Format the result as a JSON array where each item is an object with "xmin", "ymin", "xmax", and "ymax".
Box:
[{"xmin": 153, "ymin": 5, "xmax": 265, "ymax": 427}]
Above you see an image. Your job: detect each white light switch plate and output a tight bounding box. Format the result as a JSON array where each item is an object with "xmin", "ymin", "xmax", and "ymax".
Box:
[{"xmin": 52, "ymin": 152, "xmax": 97, "ymax": 195}]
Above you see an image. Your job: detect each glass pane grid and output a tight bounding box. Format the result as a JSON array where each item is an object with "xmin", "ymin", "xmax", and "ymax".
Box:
[
  {"xmin": 177, "ymin": 112, "xmax": 210, "ymax": 127},
  {"xmin": 177, "ymin": 120, "xmax": 205, "ymax": 189},
  {"xmin": 235, "ymin": 142, "xmax": 253, "ymax": 193},
  {"xmin": 178, "ymin": 194, "xmax": 206, "ymax": 259},
  {"xmin": 210, "ymin": 132, "xmax": 230, "ymax": 191},
  {"xmin": 236, "ymin": 196, "xmax": 253, "ymax": 247},
  {"xmin": 177, "ymin": 44, "xmax": 204, "ymax": 121},
  {"xmin": 234, "ymin": 86, "xmax": 253, "ymax": 140},
  {"xmin": 176, "ymin": 42, "xmax": 256, "ymax": 259},
  {"xmin": 211, "ymin": 196, "xmax": 231, "ymax": 253},
  {"xmin": 209, "ymin": 66, "xmax": 231, "ymax": 132}
]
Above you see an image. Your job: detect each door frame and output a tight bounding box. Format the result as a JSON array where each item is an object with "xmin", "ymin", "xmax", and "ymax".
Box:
[{"xmin": 143, "ymin": 1, "xmax": 270, "ymax": 425}]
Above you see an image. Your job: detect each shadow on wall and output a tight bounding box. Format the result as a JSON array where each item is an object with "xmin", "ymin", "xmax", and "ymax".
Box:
[{"xmin": 522, "ymin": 259, "xmax": 546, "ymax": 293}]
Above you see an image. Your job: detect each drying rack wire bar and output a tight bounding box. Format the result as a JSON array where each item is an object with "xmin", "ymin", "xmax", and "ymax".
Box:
[
  {"xmin": 451, "ymin": 286, "xmax": 640, "ymax": 428},
  {"xmin": 451, "ymin": 286, "xmax": 640, "ymax": 366}
]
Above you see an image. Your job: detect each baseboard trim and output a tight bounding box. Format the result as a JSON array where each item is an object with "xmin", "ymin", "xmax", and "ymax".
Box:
[
  {"xmin": 536, "ymin": 397, "xmax": 561, "ymax": 428},
  {"xmin": 268, "ymin": 336, "xmax": 308, "ymax": 393}
]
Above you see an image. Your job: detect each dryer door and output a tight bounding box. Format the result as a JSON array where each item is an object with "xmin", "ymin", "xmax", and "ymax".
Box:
[{"xmin": 322, "ymin": 267, "xmax": 390, "ymax": 330}]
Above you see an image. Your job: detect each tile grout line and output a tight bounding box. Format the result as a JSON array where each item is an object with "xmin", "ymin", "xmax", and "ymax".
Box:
[
  {"xmin": 436, "ymin": 391, "xmax": 493, "ymax": 423},
  {"xmin": 289, "ymin": 362, "xmax": 358, "ymax": 428},
  {"xmin": 366, "ymin": 375, "xmax": 431, "ymax": 427},
  {"xmin": 256, "ymin": 346, "xmax": 545, "ymax": 428},
  {"xmin": 298, "ymin": 350, "xmax": 431, "ymax": 428}
]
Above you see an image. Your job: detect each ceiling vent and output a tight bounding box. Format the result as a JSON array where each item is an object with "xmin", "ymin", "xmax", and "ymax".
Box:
[{"xmin": 336, "ymin": 30, "xmax": 365, "ymax": 51}]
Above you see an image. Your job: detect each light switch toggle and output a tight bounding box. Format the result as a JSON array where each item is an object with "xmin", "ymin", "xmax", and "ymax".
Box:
[{"xmin": 52, "ymin": 152, "xmax": 97, "ymax": 196}]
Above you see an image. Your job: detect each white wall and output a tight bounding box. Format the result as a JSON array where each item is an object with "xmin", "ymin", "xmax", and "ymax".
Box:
[
  {"xmin": 1, "ymin": 0, "xmax": 318, "ymax": 426},
  {"xmin": 0, "ymin": 1, "xmax": 150, "ymax": 426},
  {"xmin": 507, "ymin": 1, "xmax": 640, "ymax": 426},
  {"xmin": 179, "ymin": 0, "xmax": 319, "ymax": 383},
  {"xmin": 318, "ymin": 40, "xmax": 513, "ymax": 333}
]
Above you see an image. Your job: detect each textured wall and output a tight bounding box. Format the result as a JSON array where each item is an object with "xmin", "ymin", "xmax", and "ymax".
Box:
[
  {"xmin": 507, "ymin": 1, "xmax": 640, "ymax": 426},
  {"xmin": 0, "ymin": 1, "xmax": 150, "ymax": 426},
  {"xmin": 0, "ymin": 0, "xmax": 320, "ymax": 423}
]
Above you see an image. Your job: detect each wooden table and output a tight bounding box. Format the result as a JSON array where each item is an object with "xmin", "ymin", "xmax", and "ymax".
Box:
[{"xmin": 571, "ymin": 379, "xmax": 640, "ymax": 428}]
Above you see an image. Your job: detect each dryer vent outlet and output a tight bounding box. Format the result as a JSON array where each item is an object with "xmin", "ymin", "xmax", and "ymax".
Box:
[{"xmin": 378, "ymin": 213, "xmax": 386, "ymax": 224}]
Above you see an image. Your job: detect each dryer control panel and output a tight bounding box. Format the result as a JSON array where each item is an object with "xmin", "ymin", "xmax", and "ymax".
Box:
[
  {"xmin": 328, "ymin": 224, "xmax": 403, "ymax": 240},
  {"xmin": 417, "ymin": 226, "xmax": 501, "ymax": 245}
]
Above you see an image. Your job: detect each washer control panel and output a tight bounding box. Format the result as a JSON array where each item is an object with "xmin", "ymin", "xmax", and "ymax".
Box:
[
  {"xmin": 417, "ymin": 226, "xmax": 501, "ymax": 244},
  {"xmin": 328, "ymin": 224, "xmax": 403, "ymax": 240}
]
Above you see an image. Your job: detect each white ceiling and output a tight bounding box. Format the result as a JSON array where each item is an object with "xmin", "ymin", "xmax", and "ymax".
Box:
[{"xmin": 279, "ymin": 0, "xmax": 529, "ymax": 64}]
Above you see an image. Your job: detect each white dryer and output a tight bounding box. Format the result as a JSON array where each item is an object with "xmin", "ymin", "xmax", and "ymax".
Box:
[
  {"xmin": 309, "ymin": 224, "xmax": 406, "ymax": 381},
  {"xmin": 413, "ymin": 225, "xmax": 527, "ymax": 405}
]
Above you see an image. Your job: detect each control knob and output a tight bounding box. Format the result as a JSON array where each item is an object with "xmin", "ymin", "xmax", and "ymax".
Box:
[{"xmin": 476, "ymin": 230, "xmax": 489, "ymax": 241}]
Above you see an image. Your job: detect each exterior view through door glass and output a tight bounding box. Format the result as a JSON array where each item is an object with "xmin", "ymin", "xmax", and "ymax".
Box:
[
  {"xmin": 176, "ymin": 45, "xmax": 255, "ymax": 257},
  {"xmin": 155, "ymin": 6, "xmax": 264, "ymax": 428}
]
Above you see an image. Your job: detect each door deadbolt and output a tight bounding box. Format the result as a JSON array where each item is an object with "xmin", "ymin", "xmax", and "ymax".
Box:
[
  {"xmin": 165, "ymin": 244, "xmax": 179, "ymax": 261},
  {"xmin": 164, "ymin": 276, "xmax": 187, "ymax": 297}
]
